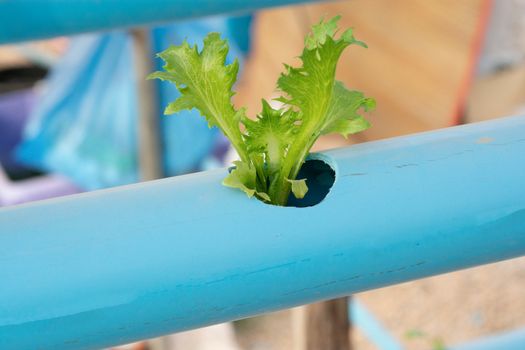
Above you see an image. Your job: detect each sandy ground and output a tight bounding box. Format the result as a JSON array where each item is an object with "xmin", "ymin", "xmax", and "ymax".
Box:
[{"xmin": 234, "ymin": 256, "xmax": 525, "ymax": 350}]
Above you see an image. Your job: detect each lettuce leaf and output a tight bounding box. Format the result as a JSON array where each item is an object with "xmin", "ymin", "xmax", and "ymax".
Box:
[{"xmin": 147, "ymin": 33, "xmax": 249, "ymax": 162}]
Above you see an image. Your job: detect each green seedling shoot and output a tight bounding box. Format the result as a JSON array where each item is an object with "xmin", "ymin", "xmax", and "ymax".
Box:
[{"xmin": 149, "ymin": 16, "xmax": 375, "ymax": 206}]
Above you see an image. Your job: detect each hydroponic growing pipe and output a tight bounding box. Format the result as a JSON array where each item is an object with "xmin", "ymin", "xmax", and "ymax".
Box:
[
  {"xmin": 1, "ymin": 115, "xmax": 525, "ymax": 349},
  {"xmin": 0, "ymin": 0, "xmax": 319, "ymax": 44}
]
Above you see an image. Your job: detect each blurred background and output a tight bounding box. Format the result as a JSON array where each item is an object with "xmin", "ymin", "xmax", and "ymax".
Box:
[{"xmin": 1, "ymin": 0, "xmax": 524, "ymax": 349}]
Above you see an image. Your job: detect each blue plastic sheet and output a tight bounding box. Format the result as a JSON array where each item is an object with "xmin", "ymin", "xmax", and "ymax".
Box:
[{"xmin": 17, "ymin": 17, "xmax": 251, "ymax": 190}]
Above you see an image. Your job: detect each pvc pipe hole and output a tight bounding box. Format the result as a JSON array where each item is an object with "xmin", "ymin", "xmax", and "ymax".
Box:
[{"xmin": 285, "ymin": 157, "xmax": 336, "ymax": 208}]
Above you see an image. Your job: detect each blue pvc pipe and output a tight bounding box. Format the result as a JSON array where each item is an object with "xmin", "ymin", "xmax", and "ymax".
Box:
[
  {"xmin": 1, "ymin": 116, "xmax": 525, "ymax": 349},
  {"xmin": 349, "ymin": 299, "xmax": 403, "ymax": 350},
  {"xmin": 0, "ymin": 0, "xmax": 319, "ymax": 44}
]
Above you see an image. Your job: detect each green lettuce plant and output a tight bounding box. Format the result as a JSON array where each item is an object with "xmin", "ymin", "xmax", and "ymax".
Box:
[{"xmin": 149, "ymin": 16, "xmax": 375, "ymax": 206}]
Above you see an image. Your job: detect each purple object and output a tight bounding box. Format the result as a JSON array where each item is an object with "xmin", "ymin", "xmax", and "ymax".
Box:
[
  {"xmin": 0, "ymin": 89, "xmax": 38, "ymax": 176},
  {"xmin": 0, "ymin": 167, "xmax": 81, "ymax": 206}
]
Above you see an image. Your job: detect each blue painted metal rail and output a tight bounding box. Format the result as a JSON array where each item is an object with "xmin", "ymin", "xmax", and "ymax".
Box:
[
  {"xmin": 1, "ymin": 115, "xmax": 525, "ymax": 349},
  {"xmin": 0, "ymin": 0, "xmax": 318, "ymax": 44}
]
